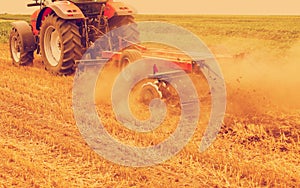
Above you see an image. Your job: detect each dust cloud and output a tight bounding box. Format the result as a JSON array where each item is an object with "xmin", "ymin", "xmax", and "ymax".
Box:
[
  {"xmin": 221, "ymin": 41, "xmax": 300, "ymax": 115},
  {"xmin": 93, "ymin": 41, "xmax": 300, "ymax": 117},
  {"xmin": 94, "ymin": 63, "xmax": 119, "ymax": 105}
]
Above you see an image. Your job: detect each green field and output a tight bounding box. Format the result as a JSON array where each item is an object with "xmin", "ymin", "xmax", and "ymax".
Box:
[
  {"xmin": 0, "ymin": 14, "xmax": 30, "ymax": 42},
  {"xmin": 1, "ymin": 14, "xmax": 300, "ymax": 47}
]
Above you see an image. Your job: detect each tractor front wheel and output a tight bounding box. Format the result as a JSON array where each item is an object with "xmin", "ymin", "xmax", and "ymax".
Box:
[
  {"xmin": 9, "ymin": 28, "xmax": 33, "ymax": 66},
  {"xmin": 40, "ymin": 14, "xmax": 82, "ymax": 75}
]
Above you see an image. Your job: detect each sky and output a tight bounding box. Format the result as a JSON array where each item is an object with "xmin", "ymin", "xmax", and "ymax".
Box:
[{"xmin": 0, "ymin": 0, "xmax": 299, "ymax": 15}]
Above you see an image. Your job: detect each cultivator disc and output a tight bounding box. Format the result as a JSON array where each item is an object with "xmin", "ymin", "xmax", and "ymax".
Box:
[{"xmin": 139, "ymin": 81, "xmax": 163, "ymax": 104}]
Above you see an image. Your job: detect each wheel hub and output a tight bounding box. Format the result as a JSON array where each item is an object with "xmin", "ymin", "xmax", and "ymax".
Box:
[
  {"xmin": 11, "ymin": 35, "xmax": 21, "ymax": 62},
  {"xmin": 44, "ymin": 26, "xmax": 61, "ymax": 67}
]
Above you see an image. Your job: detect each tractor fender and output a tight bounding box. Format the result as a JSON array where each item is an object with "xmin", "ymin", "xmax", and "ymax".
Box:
[
  {"xmin": 11, "ymin": 21, "xmax": 36, "ymax": 52},
  {"xmin": 36, "ymin": 1, "xmax": 84, "ymax": 30},
  {"xmin": 104, "ymin": 2, "xmax": 136, "ymax": 19}
]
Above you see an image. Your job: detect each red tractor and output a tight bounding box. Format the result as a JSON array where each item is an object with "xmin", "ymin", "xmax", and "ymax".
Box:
[{"xmin": 9, "ymin": 0, "xmax": 139, "ymax": 75}]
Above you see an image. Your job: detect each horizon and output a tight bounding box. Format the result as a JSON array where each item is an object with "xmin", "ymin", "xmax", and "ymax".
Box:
[
  {"xmin": 1, "ymin": 12, "xmax": 300, "ymax": 17},
  {"xmin": 0, "ymin": 0, "xmax": 299, "ymax": 15}
]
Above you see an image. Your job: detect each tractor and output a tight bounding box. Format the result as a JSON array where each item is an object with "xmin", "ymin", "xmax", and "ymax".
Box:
[
  {"xmin": 9, "ymin": 0, "xmax": 139, "ymax": 75},
  {"xmin": 9, "ymin": 0, "xmax": 223, "ymax": 105}
]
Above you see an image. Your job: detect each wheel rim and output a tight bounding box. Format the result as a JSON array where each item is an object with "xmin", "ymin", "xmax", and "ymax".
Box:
[
  {"xmin": 10, "ymin": 32, "xmax": 21, "ymax": 63},
  {"xmin": 44, "ymin": 26, "xmax": 61, "ymax": 67}
]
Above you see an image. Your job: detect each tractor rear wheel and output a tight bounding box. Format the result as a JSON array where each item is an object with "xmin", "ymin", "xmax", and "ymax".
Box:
[
  {"xmin": 40, "ymin": 14, "xmax": 82, "ymax": 75},
  {"xmin": 9, "ymin": 28, "xmax": 33, "ymax": 66},
  {"xmin": 109, "ymin": 15, "xmax": 140, "ymax": 51}
]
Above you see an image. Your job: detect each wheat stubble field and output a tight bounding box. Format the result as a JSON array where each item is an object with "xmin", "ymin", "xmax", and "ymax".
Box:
[{"xmin": 0, "ymin": 14, "xmax": 299, "ymax": 187}]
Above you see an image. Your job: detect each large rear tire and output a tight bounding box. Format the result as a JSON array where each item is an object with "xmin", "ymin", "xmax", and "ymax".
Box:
[
  {"xmin": 40, "ymin": 14, "xmax": 82, "ymax": 75},
  {"xmin": 9, "ymin": 28, "xmax": 33, "ymax": 66},
  {"xmin": 108, "ymin": 15, "xmax": 140, "ymax": 51}
]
